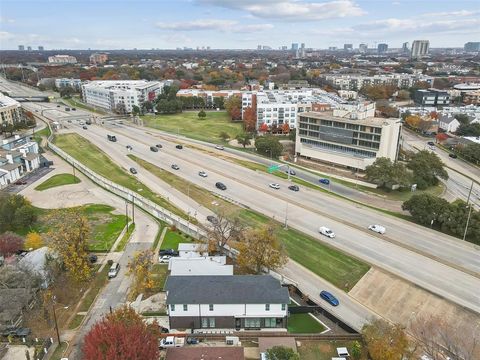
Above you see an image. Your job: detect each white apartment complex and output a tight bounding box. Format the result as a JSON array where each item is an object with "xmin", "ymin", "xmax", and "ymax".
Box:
[
  {"xmin": 242, "ymin": 88, "xmax": 347, "ymax": 129},
  {"xmin": 411, "ymin": 40, "xmax": 430, "ymax": 59},
  {"xmin": 0, "ymin": 136, "xmax": 40, "ymax": 188},
  {"xmin": 48, "ymin": 55, "xmax": 77, "ymax": 64},
  {"xmin": 55, "ymin": 78, "xmax": 82, "ymax": 90},
  {"xmin": 81, "ymin": 80, "xmax": 170, "ymax": 113},
  {"xmin": 296, "ymin": 102, "xmax": 402, "ymax": 169},
  {"xmin": 176, "ymin": 89, "xmax": 242, "ymax": 107},
  {"xmin": 323, "ymin": 73, "xmax": 434, "ymax": 91},
  {"xmin": 0, "ymin": 94, "xmax": 24, "ymax": 126}
]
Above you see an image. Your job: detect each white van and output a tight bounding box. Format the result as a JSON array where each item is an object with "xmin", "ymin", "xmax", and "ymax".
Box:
[{"xmin": 108, "ymin": 262, "xmax": 120, "ymax": 278}]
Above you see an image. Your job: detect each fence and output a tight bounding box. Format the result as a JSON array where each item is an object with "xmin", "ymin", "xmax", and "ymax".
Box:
[{"xmin": 47, "ymin": 141, "xmax": 205, "ymax": 240}]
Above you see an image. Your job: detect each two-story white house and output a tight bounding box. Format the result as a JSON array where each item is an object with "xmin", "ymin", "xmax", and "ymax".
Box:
[{"xmin": 165, "ymin": 275, "xmax": 290, "ymax": 331}]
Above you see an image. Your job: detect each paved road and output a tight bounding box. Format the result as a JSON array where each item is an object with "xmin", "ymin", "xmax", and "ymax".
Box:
[
  {"xmin": 0, "ymin": 76, "xmax": 52, "ymax": 97},
  {"xmin": 35, "ymin": 110, "xmax": 480, "ymax": 316}
]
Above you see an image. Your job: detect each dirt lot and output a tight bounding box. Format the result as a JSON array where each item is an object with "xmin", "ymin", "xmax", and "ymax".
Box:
[{"xmin": 349, "ymin": 268, "xmax": 480, "ymax": 334}]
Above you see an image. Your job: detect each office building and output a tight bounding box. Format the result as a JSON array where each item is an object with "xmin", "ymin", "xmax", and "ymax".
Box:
[
  {"xmin": 377, "ymin": 43, "xmax": 388, "ymax": 54},
  {"xmin": 38, "ymin": 46, "xmax": 44, "ymax": 51},
  {"xmin": 402, "ymin": 42, "xmax": 409, "ymax": 52},
  {"xmin": 18, "ymin": 45, "xmax": 24, "ymax": 51},
  {"xmin": 0, "ymin": 94, "xmax": 24, "ymax": 127},
  {"xmin": 89, "ymin": 53, "xmax": 108, "ymax": 65},
  {"xmin": 291, "ymin": 43, "xmax": 299, "ymax": 51},
  {"xmin": 411, "ymin": 40, "xmax": 429, "ymax": 59},
  {"xmin": 344, "ymin": 44, "xmax": 353, "ymax": 51},
  {"xmin": 359, "ymin": 44, "xmax": 368, "ymax": 53},
  {"xmin": 81, "ymin": 80, "xmax": 170, "ymax": 113},
  {"xmin": 464, "ymin": 42, "xmax": 480, "ymax": 53},
  {"xmin": 55, "ymin": 78, "xmax": 82, "ymax": 90},
  {"xmin": 257, "ymin": 45, "xmax": 262, "ymax": 50},
  {"xmin": 323, "ymin": 73, "xmax": 434, "ymax": 91},
  {"xmin": 296, "ymin": 102, "xmax": 402, "ymax": 170},
  {"xmin": 48, "ymin": 55, "xmax": 77, "ymax": 64},
  {"xmin": 413, "ymin": 88, "xmax": 450, "ymax": 107}
]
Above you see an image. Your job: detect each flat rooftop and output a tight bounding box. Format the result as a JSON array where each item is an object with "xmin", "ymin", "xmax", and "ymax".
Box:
[{"xmin": 300, "ymin": 111, "xmax": 398, "ymax": 127}]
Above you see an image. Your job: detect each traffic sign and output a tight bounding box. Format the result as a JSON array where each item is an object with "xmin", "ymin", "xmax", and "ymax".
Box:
[{"xmin": 267, "ymin": 165, "xmax": 280, "ymax": 173}]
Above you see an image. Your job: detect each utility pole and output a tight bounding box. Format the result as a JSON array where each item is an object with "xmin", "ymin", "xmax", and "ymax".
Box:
[
  {"xmin": 132, "ymin": 197, "xmax": 135, "ymax": 223},
  {"xmin": 125, "ymin": 201, "xmax": 129, "ymax": 232},
  {"xmin": 463, "ymin": 204, "xmax": 473, "ymax": 241},
  {"xmin": 466, "ymin": 181, "xmax": 474, "ymax": 205},
  {"xmin": 52, "ymin": 303, "xmax": 60, "ymax": 344},
  {"xmin": 284, "ymin": 202, "xmax": 289, "ymax": 229}
]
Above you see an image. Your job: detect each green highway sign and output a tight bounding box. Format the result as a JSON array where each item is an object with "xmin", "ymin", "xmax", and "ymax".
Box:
[{"xmin": 267, "ymin": 165, "xmax": 280, "ymax": 173}]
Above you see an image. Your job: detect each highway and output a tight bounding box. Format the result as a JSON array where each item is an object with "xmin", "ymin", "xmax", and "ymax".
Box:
[{"xmin": 25, "ymin": 101, "xmax": 480, "ymax": 316}]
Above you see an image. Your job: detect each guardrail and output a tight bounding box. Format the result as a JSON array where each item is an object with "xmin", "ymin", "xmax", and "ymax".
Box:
[{"xmin": 46, "ymin": 140, "xmax": 205, "ymax": 240}]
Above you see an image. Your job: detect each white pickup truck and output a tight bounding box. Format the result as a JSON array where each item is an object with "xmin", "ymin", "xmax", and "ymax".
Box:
[{"xmin": 159, "ymin": 336, "xmax": 185, "ymax": 349}]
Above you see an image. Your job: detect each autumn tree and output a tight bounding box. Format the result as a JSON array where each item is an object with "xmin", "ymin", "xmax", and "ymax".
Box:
[
  {"xmin": 47, "ymin": 209, "xmax": 92, "ymax": 283},
  {"xmin": 266, "ymin": 346, "xmax": 300, "ymax": 360},
  {"xmin": 243, "ymin": 106, "xmax": 257, "ymax": 132},
  {"xmin": 237, "ymin": 223, "xmax": 288, "ymax": 274},
  {"xmin": 205, "ymin": 208, "xmax": 245, "ymax": 254},
  {"xmin": 259, "ymin": 123, "xmax": 269, "ymax": 133},
  {"xmin": 82, "ymin": 306, "xmax": 159, "ymax": 360},
  {"xmin": 281, "ymin": 123, "xmax": 290, "ymax": 134},
  {"xmin": 405, "ymin": 115, "xmax": 422, "ymax": 130},
  {"xmin": 225, "ymin": 96, "xmax": 242, "ymax": 120},
  {"xmin": 362, "ymin": 319, "xmax": 415, "ymax": 360},
  {"xmin": 127, "ymin": 250, "xmax": 155, "ymax": 297},
  {"xmin": 236, "ymin": 133, "xmax": 252, "ymax": 148},
  {"xmin": 24, "ymin": 232, "xmax": 44, "ymax": 250},
  {"xmin": 0, "ymin": 232, "xmax": 24, "ymax": 257}
]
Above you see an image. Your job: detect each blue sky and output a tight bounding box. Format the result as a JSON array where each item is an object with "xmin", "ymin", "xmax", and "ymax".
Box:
[{"xmin": 0, "ymin": 0, "xmax": 479, "ymax": 50}]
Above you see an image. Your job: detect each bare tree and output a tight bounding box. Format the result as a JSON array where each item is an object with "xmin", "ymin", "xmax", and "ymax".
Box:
[{"xmin": 204, "ymin": 207, "xmax": 245, "ymax": 254}]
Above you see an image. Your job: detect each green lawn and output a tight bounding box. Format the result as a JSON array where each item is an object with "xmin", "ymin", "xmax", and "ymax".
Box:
[
  {"xmin": 141, "ymin": 111, "xmax": 243, "ymax": 144},
  {"xmin": 161, "ymin": 229, "xmax": 192, "ymax": 250},
  {"xmin": 32, "ymin": 125, "xmax": 51, "ymax": 145},
  {"xmin": 53, "ymin": 133, "xmax": 191, "ymax": 222},
  {"xmin": 129, "ymin": 155, "xmax": 369, "ymax": 291},
  {"xmin": 62, "ymin": 96, "xmax": 107, "ymax": 115},
  {"xmin": 115, "ymin": 223, "xmax": 136, "ymax": 252},
  {"xmin": 50, "ymin": 342, "xmax": 68, "ymax": 360},
  {"xmin": 288, "ymin": 313, "xmax": 326, "ymax": 333},
  {"xmin": 298, "ymin": 340, "xmax": 366, "ymax": 360},
  {"xmin": 67, "ymin": 314, "xmax": 85, "ymax": 330},
  {"xmin": 78, "ymin": 265, "xmax": 110, "ymax": 312},
  {"xmin": 35, "ymin": 173, "xmax": 81, "ymax": 191},
  {"xmin": 150, "ymin": 264, "xmax": 169, "ymax": 292}
]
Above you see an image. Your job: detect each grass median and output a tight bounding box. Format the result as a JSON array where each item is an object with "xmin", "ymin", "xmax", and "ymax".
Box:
[
  {"xmin": 53, "ymin": 133, "xmax": 191, "ymax": 222},
  {"xmin": 35, "ymin": 173, "xmax": 81, "ymax": 191},
  {"xmin": 128, "ymin": 155, "xmax": 370, "ymax": 291}
]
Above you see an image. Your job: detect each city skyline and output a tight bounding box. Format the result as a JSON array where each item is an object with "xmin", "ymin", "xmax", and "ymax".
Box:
[{"xmin": 1, "ymin": 0, "xmax": 479, "ymax": 50}]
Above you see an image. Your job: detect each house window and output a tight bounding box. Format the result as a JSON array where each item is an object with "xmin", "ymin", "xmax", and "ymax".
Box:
[
  {"xmin": 264, "ymin": 318, "xmax": 276, "ymax": 328},
  {"xmin": 245, "ymin": 318, "xmax": 261, "ymax": 328},
  {"xmin": 265, "ymin": 304, "xmax": 270, "ymax": 311},
  {"xmin": 201, "ymin": 317, "xmax": 208, "ymax": 328},
  {"xmin": 183, "ymin": 304, "xmax": 188, "ymax": 311},
  {"xmin": 170, "ymin": 304, "xmax": 175, "ymax": 311},
  {"xmin": 281, "ymin": 304, "xmax": 286, "ymax": 311},
  {"xmin": 209, "ymin": 304, "xmax": 214, "ymax": 311},
  {"xmin": 209, "ymin": 318, "xmax": 215, "ymax": 328}
]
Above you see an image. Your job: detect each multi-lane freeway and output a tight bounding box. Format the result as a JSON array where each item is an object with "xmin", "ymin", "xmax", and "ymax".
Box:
[{"xmin": 23, "ymin": 101, "xmax": 480, "ymax": 318}]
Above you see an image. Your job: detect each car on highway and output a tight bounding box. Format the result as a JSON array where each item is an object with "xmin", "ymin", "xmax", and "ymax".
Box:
[
  {"xmin": 176, "ymin": 144, "xmax": 183, "ymax": 149},
  {"xmin": 159, "ymin": 249, "xmax": 178, "ymax": 257},
  {"xmin": 319, "ymin": 226, "xmax": 335, "ymax": 238},
  {"xmin": 56, "ymin": 105, "xmax": 61, "ymax": 108},
  {"xmin": 427, "ymin": 141, "xmax": 435, "ymax": 146},
  {"xmin": 320, "ymin": 290, "xmax": 339, "ymax": 306},
  {"xmin": 129, "ymin": 167, "xmax": 137, "ymax": 174},
  {"xmin": 156, "ymin": 143, "xmax": 163, "ymax": 148},
  {"xmin": 207, "ymin": 215, "xmax": 219, "ymax": 224},
  {"xmin": 171, "ymin": 164, "xmax": 180, "ymax": 170},
  {"xmin": 269, "ymin": 183, "xmax": 280, "ymax": 190},
  {"xmin": 215, "ymin": 145, "xmax": 224, "ymax": 150},
  {"xmin": 108, "ymin": 263, "xmax": 120, "ymax": 279},
  {"xmin": 288, "ymin": 185, "xmax": 299, "ymax": 191},
  {"xmin": 285, "ymin": 169, "xmax": 296, "ymax": 175},
  {"xmin": 65, "ymin": 107, "xmax": 70, "ymax": 111},
  {"xmin": 82, "ymin": 126, "xmax": 88, "ymax": 130},
  {"xmin": 159, "ymin": 255, "xmax": 171, "ymax": 263},
  {"xmin": 215, "ymin": 182, "xmax": 227, "ymax": 190},
  {"xmin": 150, "ymin": 146, "xmax": 159, "ymax": 152},
  {"xmin": 107, "ymin": 134, "xmax": 117, "ymax": 142},
  {"xmin": 368, "ymin": 224, "xmax": 386, "ymax": 234},
  {"xmin": 72, "ymin": 108, "xmax": 76, "ymax": 111},
  {"xmin": 319, "ymin": 178, "xmax": 330, "ymax": 185},
  {"xmin": 198, "ymin": 171, "xmax": 208, "ymax": 177},
  {"xmin": 126, "ymin": 145, "xmax": 133, "ymax": 150},
  {"xmin": 449, "ymin": 153, "xmax": 458, "ymax": 158}
]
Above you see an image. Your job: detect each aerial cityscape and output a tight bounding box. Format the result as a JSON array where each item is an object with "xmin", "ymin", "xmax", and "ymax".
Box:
[{"xmin": 0, "ymin": 0, "xmax": 479, "ymax": 359}]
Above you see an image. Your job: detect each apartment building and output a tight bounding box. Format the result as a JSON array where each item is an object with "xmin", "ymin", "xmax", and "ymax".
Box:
[
  {"xmin": 82, "ymin": 80, "xmax": 169, "ymax": 113},
  {"xmin": 0, "ymin": 136, "xmax": 40, "ymax": 188},
  {"xmin": 296, "ymin": 102, "xmax": 402, "ymax": 170},
  {"xmin": 242, "ymin": 88, "xmax": 347, "ymax": 129},
  {"xmin": 47, "ymin": 55, "xmax": 77, "ymax": 64},
  {"xmin": 0, "ymin": 94, "xmax": 24, "ymax": 127},
  {"xmin": 55, "ymin": 78, "xmax": 82, "ymax": 90},
  {"xmin": 176, "ymin": 89, "xmax": 241, "ymax": 107},
  {"xmin": 411, "ymin": 40, "xmax": 430, "ymax": 59},
  {"xmin": 414, "ymin": 88, "xmax": 450, "ymax": 107},
  {"xmin": 323, "ymin": 73, "xmax": 434, "ymax": 91},
  {"xmin": 165, "ymin": 275, "xmax": 289, "ymax": 331},
  {"xmin": 89, "ymin": 53, "xmax": 108, "ymax": 65},
  {"xmin": 463, "ymin": 90, "xmax": 480, "ymax": 105}
]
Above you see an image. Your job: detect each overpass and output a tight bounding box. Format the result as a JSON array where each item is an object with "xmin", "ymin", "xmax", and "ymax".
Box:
[{"xmin": 10, "ymin": 96, "xmax": 50, "ymax": 102}]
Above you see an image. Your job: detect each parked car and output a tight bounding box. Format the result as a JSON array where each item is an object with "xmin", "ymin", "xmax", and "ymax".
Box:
[
  {"xmin": 269, "ymin": 183, "xmax": 280, "ymax": 190},
  {"xmin": 82, "ymin": 126, "xmax": 88, "ymax": 130},
  {"xmin": 186, "ymin": 337, "xmax": 199, "ymax": 344},
  {"xmin": 176, "ymin": 144, "xmax": 183, "ymax": 149},
  {"xmin": 319, "ymin": 178, "xmax": 330, "ymax": 185},
  {"xmin": 126, "ymin": 145, "xmax": 133, "ymax": 150},
  {"xmin": 449, "ymin": 153, "xmax": 458, "ymax": 158},
  {"xmin": 14, "ymin": 180, "xmax": 27, "ymax": 185},
  {"xmin": 198, "ymin": 171, "xmax": 208, "ymax": 177},
  {"xmin": 171, "ymin": 164, "xmax": 180, "ymax": 170},
  {"xmin": 129, "ymin": 167, "xmax": 137, "ymax": 174},
  {"xmin": 215, "ymin": 145, "xmax": 224, "ymax": 150},
  {"xmin": 160, "ymin": 326, "xmax": 169, "ymax": 334},
  {"xmin": 319, "ymin": 226, "xmax": 335, "ymax": 238},
  {"xmin": 320, "ymin": 290, "xmax": 339, "ymax": 306},
  {"xmin": 207, "ymin": 215, "xmax": 219, "ymax": 224},
  {"xmin": 215, "ymin": 182, "xmax": 227, "ymax": 190},
  {"xmin": 159, "ymin": 249, "xmax": 178, "ymax": 257},
  {"xmin": 368, "ymin": 224, "xmax": 386, "ymax": 234},
  {"xmin": 108, "ymin": 263, "xmax": 120, "ymax": 278},
  {"xmin": 159, "ymin": 255, "xmax": 171, "ymax": 263},
  {"xmin": 150, "ymin": 146, "xmax": 159, "ymax": 152},
  {"xmin": 88, "ymin": 254, "xmax": 98, "ymax": 263},
  {"xmin": 427, "ymin": 141, "xmax": 435, "ymax": 146},
  {"xmin": 285, "ymin": 169, "xmax": 296, "ymax": 175},
  {"xmin": 156, "ymin": 143, "xmax": 163, "ymax": 148},
  {"xmin": 288, "ymin": 185, "xmax": 299, "ymax": 192}
]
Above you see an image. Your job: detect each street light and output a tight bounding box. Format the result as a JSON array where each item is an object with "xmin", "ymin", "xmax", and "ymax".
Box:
[{"xmin": 463, "ymin": 204, "xmax": 473, "ymax": 241}]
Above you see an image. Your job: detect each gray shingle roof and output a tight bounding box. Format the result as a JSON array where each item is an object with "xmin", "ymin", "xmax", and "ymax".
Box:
[{"xmin": 165, "ymin": 275, "xmax": 290, "ymax": 304}]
